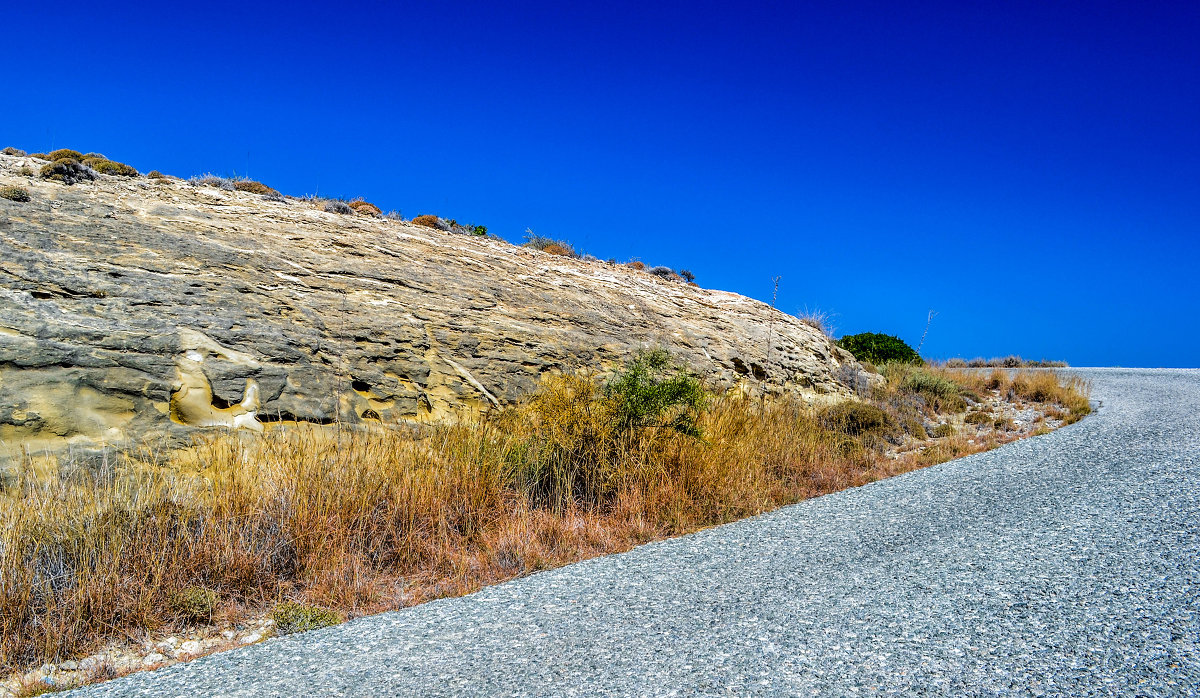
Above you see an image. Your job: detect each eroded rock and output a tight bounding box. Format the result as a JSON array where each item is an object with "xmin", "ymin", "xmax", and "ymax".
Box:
[{"xmin": 0, "ymin": 153, "xmax": 876, "ymax": 465}]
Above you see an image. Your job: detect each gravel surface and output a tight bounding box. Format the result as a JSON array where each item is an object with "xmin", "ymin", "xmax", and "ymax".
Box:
[{"xmin": 70, "ymin": 369, "xmax": 1200, "ymax": 697}]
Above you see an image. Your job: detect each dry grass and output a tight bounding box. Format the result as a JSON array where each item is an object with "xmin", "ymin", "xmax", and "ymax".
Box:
[
  {"xmin": 231, "ymin": 179, "xmax": 281, "ymax": 197},
  {"xmin": 0, "ymin": 366, "xmax": 1089, "ymax": 676}
]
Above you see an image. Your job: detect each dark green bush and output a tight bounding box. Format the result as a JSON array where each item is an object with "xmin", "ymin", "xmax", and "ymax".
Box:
[
  {"xmin": 837, "ymin": 332, "xmax": 921, "ymax": 365},
  {"xmin": 0, "ymin": 186, "xmax": 30, "ymax": 202}
]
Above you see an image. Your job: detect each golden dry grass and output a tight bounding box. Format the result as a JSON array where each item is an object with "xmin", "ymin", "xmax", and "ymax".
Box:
[{"xmin": 0, "ymin": 367, "xmax": 1089, "ymax": 675}]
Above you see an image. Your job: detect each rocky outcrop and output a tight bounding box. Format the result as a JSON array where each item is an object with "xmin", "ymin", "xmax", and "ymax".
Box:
[{"xmin": 0, "ymin": 153, "xmax": 873, "ymax": 465}]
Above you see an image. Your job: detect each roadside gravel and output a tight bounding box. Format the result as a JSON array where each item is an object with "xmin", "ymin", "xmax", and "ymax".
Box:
[{"xmin": 70, "ymin": 368, "xmax": 1200, "ymax": 696}]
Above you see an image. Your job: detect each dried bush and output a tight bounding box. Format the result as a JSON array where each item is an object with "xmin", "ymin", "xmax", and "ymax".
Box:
[
  {"xmin": 679, "ymin": 269, "xmax": 696, "ymax": 283},
  {"xmin": 347, "ymin": 199, "xmax": 382, "ymax": 216},
  {"xmin": 2, "ymin": 147, "xmax": 26, "ymax": 156},
  {"xmin": 648, "ymin": 266, "xmax": 681, "ymax": 281},
  {"xmin": 233, "ymin": 179, "xmax": 281, "ymax": 197},
  {"xmin": 324, "ymin": 200, "xmax": 353, "ymax": 215},
  {"xmin": 190, "ymin": 174, "xmax": 235, "ymax": 191},
  {"xmin": 625, "ymin": 261, "xmax": 646, "ymax": 270},
  {"xmin": 411, "ymin": 214, "xmax": 448, "ymax": 230}
]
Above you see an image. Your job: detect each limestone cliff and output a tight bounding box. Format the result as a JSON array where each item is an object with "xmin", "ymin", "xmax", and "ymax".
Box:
[{"xmin": 0, "ymin": 153, "xmax": 872, "ymax": 464}]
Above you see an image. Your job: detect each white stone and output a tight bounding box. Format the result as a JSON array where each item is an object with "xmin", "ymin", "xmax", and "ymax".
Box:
[
  {"xmin": 240, "ymin": 632, "xmax": 263, "ymax": 645},
  {"xmin": 143, "ymin": 653, "xmax": 167, "ymax": 666},
  {"xmin": 179, "ymin": 640, "xmax": 202, "ymax": 655}
]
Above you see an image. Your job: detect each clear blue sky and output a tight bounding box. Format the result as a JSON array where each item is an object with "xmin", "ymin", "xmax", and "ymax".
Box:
[{"xmin": 4, "ymin": 1, "xmax": 1196, "ymax": 367}]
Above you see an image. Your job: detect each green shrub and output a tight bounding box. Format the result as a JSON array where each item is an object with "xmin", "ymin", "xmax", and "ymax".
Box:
[
  {"xmin": 272, "ymin": 602, "xmax": 343, "ymax": 635},
  {"xmin": 39, "ymin": 159, "xmax": 95, "ymax": 185},
  {"xmin": 605, "ymin": 349, "xmax": 705, "ymax": 438},
  {"xmin": 84, "ymin": 157, "xmax": 139, "ymax": 177},
  {"xmin": 837, "ymin": 332, "xmax": 921, "ymax": 365},
  {"xmin": 965, "ymin": 410, "xmax": 992, "ymax": 425},
  {"xmin": 471, "ymin": 224, "xmax": 487, "ymax": 236},
  {"xmin": 900, "ymin": 369, "xmax": 967, "ymax": 412},
  {"xmin": 514, "ymin": 350, "xmax": 705, "ymax": 508},
  {"xmin": 47, "ymin": 149, "xmax": 83, "ymax": 161},
  {"xmin": 0, "ymin": 186, "xmax": 30, "ymax": 202},
  {"xmin": 171, "ymin": 587, "xmax": 217, "ymax": 622}
]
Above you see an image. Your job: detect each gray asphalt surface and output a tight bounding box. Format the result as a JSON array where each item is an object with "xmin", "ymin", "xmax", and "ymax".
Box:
[{"xmin": 72, "ymin": 368, "xmax": 1200, "ymax": 696}]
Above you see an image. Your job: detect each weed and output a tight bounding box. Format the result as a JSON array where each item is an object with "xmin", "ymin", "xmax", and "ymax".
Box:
[
  {"xmin": 0, "ymin": 185, "xmax": 30, "ymax": 202},
  {"xmin": 272, "ymin": 602, "xmax": 344, "ymax": 635}
]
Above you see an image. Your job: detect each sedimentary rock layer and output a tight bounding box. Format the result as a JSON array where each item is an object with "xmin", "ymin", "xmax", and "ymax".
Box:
[{"xmin": 0, "ymin": 153, "xmax": 868, "ymax": 462}]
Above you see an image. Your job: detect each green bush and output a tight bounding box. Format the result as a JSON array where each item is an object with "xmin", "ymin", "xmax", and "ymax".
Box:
[
  {"xmin": 514, "ymin": 349, "xmax": 705, "ymax": 508},
  {"xmin": 271, "ymin": 602, "xmax": 343, "ymax": 635},
  {"xmin": 84, "ymin": 157, "xmax": 139, "ymax": 177},
  {"xmin": 0, "ymin": 186, "xmax": 30, "ymax": 202},
  {"xmin": 837, "ymin": 332, "xmax": 920, "ymax": 365},
  {"xmin": 605, "ymin": 349, "xmax": 705, "ymax": 438},
  {"xmin": 900, "ymin": 368, "xmax": 967, "ymax": 412},
  {"xmin": 930, "ymin": 423, "xmax": 954, "ymax": 438},
  {"xmin": 171, "ymin": 587, "xmax": 217, "ymax": 622},
  {"xmin": 39, "ymin": 158, "xmax": 95, "ymax": 185},
  {"xmin": 47, "ymin": 149, "xmax": 84, "ymax": 161}
]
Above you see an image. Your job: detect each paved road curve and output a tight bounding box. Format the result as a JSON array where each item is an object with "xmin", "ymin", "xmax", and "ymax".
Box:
[{"xmin": 73, "ymin": 369, "xmax": 1200, "ymax": 696}]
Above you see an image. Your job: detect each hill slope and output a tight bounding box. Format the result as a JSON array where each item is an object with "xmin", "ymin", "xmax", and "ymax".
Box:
[{"xmin": 0, "ymin": 153, "xmax": 869, "ymax": 462}]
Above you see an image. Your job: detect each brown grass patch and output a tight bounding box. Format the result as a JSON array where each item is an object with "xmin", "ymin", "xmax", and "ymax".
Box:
[{"xmin": 0, "ymin": 365, "xmax": 1089, "ymax": 676}]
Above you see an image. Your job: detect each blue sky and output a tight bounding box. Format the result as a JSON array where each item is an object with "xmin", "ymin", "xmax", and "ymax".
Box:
[{"xmin": 5, "ymin": 1, "xmax": 1197, "ymax": 366}]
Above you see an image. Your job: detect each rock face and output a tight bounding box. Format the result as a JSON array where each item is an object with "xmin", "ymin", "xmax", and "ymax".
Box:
[{"xmin": 0, "ymin": 153, "xmax": 872, "ymax": 464}]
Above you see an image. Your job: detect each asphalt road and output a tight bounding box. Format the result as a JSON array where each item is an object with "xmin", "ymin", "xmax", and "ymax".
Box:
[{"xmin": 72, "ymin": 368, "xmax": 1200, "ymax": 696}]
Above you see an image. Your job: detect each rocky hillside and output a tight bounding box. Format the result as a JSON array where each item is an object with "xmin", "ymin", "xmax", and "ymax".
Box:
[{"xmin": 0, "ymin": 152, "xmax": 871, "ymax": 464}]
